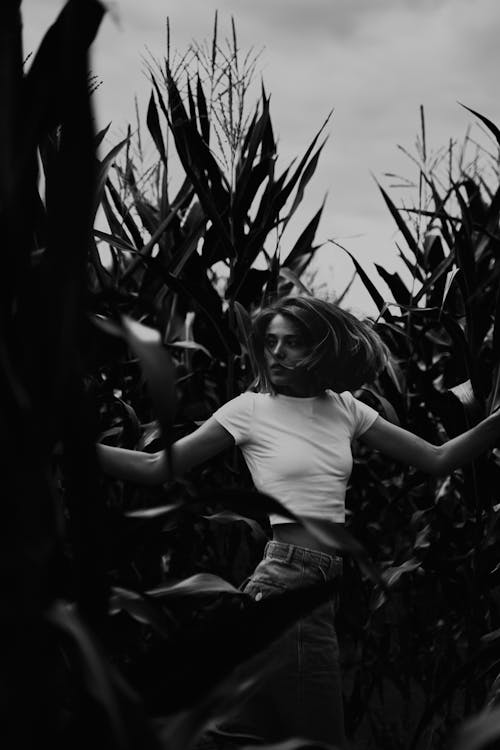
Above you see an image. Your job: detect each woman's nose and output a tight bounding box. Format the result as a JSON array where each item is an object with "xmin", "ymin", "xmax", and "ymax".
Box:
[{"xmin": 273, "ymin": 342, "xmax": 285, "ymax": 359}]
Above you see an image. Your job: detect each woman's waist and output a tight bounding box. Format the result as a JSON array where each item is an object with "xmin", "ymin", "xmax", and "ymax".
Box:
[{"xmin": 271, "ymin": 521, "xmax": 345, "ymax": 556}]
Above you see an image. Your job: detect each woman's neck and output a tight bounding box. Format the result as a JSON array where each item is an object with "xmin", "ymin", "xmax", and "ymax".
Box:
[{"xmin": 274, "ymin": 384, "xmax": 325, "ymax": 398}]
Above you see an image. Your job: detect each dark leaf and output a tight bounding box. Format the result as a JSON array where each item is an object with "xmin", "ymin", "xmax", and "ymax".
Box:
[
  {"xmin": 375, "ymin": 264, "xmax": 411, "ymax": 306},
  {"xmin": 448, "ymin": 379, "xmax": 484, "ymax": 427},
  {"xmin": 114, "ymin": 397, "xmax": 141, "ymax": 449},
  {"xmin": 284, "ymin": 201, "xmax": 325, "ymax": 270},
  {"xmin": 283, "ymin": 139, "xmax": 328, "ymax": 232},
  {"xmin": 93, "ymin": 135, "xmax": 130, "ymax": 220},
  {"xmin": 375, "ymin": 178, "xmax": 425, "ymax": 265},
  {"xmin": 357, "ymin": 387, "xmax": 400, "ymax": 426},
  {"xmin": 440, "ymin": 267, "xmax": 460, "ymax": 315},
  {"xmin": 121, "ymin": 317, "xmax": 177, "ymax": 465},
  {"xmin": 21, "ymin": 0, "xmax": 105, "ymax": 155},
  {"xmin": 146, "ymin": 573, "xmax": 243, "ymax": 600},
  {"xmin": 48, "ymin": 601, "xmax": 159, "ymax": 748},
  {"xmin": 105, "ymin": 177, "xmax": 144, "ymax": 250},
  {"xmin": 109, "ymin": 587, "xmax": 175, "ymax": 636},
  {"xmin": 167, "ymin": 340, "xmax": 213, "ymax": 358},
  {"xmin": 454, "ymin": 706, "xmax": 500, "ymax": 750},
  {"xmin": 160, "ymin": 271, "xmax": 232, "ymax": 355},
  {"xmin": 197, "ymin": 489, "xmax": 383, "ymax": 585},
  {"xmin": 276, "ymin": 112, "xmax": 333, "ymax": 218},
  {"xmin": 146, "ymin": 90, "xmax": 167, "ymax": 165},
  {"xmin": 459, "ymin": 102, "xmax": 500, "ymax": 147},
  {"xmin": 196, "ymin": 74, "xmax": 210, "ymax": 144},
  {"xmin": 330, "ymin": 241, "xmax": 393, "ymax": 322},
  {"xmin": 279, "ymin": 267, "xmax": 312, "ymax": 296},
  {"xmin": 95, "ymin": 121, "xmax": 111, "ymax": 149},
  {"xmin": 129, "ymin": 576, "xmax": 342, "ymax": 714},
  {"xmin": 94, "ymin": 229, "xmax": 137, "ymax": 255},
  {"xmin": 125, "ymin": 503, "xmax": 183, "ymax": 520},
  {"xmin": 156, "ymin": 667, "xmax": 266, "ymax": 750},
  {"xmin": 233, "ymin": 301, "xmax": 258, "ymax": 374},
  {"xmin": 412, "ymin": 252, "xmax": 454, "ymax": 305}
]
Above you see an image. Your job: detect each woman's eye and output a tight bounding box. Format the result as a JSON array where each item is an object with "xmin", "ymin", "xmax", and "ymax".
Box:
[{"xmin": 264, "ymin": 335, "xmax": 302, "ymax": 348}]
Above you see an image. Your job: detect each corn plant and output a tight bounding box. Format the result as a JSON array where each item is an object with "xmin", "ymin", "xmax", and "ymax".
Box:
[
  {"xmin": 89, "ymin": 17, "xmax": 335, "ymax": 605},
  {"xmin": 92, "ymin": 15, "xmax": 329, "ymax": 407},
  {"xmin": 337, "ymin": 107, "xmax": 500, "ymax": 750},
  {"xmin": 0, "ymin": 1, "xmax": 164, "ymax": 747},
  {"xmin": 1, "ymin": 7, "xmax": 383, "ymax": 748}
]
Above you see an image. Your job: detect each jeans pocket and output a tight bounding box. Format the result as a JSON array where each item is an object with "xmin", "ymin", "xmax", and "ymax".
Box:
[{"xmin": 244, "ymin": 576, "xmax": 287, "ymax": 601}]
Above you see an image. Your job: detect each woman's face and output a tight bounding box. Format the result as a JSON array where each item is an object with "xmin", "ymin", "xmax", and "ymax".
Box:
[{"xmin": 263, "ymin": 314, "xmax": 313, "ymax": 396}]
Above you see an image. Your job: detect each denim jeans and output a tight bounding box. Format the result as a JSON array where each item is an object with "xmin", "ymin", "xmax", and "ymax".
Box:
[{"xmin": 213, "ymin": 540, "xmax": 345, "ymax": 748}]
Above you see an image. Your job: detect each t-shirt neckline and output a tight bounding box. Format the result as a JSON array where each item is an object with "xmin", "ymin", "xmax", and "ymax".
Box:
[{"xmin": 262, "ymin": 391, "xmax": 330, "ymax": 403}]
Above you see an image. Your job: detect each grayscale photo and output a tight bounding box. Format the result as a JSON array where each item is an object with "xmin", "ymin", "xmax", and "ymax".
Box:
[{"xmin": 4, "ymin": 1, "xmax": 500, "ymax": 748}]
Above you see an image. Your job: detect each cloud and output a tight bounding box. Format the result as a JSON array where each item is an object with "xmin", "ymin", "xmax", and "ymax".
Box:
[{"xmin": 20, "ymin": 0, "xmax": 500, "ymax": 312}]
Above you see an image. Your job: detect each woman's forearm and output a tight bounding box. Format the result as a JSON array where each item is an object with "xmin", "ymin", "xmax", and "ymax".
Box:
[
  {"xmin": 96, "ymin": 443, "xmax": 168, "ymax": 485},
  {"xmin": 438, "ymin": 408, "xmax": 500, "ymax": 475},
  {"xmin": 96, "ymin": 416, "xmax": 234, "ymax": 485}
]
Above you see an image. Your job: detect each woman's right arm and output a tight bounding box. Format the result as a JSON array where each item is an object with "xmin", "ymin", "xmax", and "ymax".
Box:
[{"xmin": 97, "ymin": 416, "xmax": 235, "ymax": 485}]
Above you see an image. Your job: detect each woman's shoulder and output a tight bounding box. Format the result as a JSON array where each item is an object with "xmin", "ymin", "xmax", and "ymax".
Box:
[
  {"xmin": 325, "ymin": 389, "xmax": 352, "ymax": 405},
  {"xmin": 219, "ymin": 390, "xmax": 257, "ymax": 409},
  {"xmin": 216, "ymin": 389, "xmax": 268, "ymax": 413},
  {"xmin": 324, "ymin": 390, "xmax": 359, "ymax": 418}
]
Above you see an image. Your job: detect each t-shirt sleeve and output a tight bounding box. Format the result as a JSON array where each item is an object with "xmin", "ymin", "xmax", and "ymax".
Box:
[
  {"xmin": 342, "ymin": 391, "xmax": 380, "ymax": 439},
  {"xmin": 212, "ymin": 392, "xmax": 254, "ymax": 445}
]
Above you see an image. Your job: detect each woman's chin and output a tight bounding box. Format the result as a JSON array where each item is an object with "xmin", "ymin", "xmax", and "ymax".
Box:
[{"xmin": 269, "ymin": 372, "xmax": 291, "ymax": 385}]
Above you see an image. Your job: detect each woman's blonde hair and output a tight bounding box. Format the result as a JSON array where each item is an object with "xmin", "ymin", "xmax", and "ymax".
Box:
[{"xmin": 250, "ymin": 295, "xmax": 389, "ymax": 394}]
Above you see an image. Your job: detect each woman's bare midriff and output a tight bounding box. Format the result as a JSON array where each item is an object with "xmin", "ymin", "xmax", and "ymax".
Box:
[{"xmin": 272, "ymin": 521, "xmax": 344, "ymax": 555}]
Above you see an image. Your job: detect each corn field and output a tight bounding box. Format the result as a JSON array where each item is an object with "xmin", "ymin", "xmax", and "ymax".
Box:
[{"xmin": 2, "ymin": 2, "xmax": 500, "ymax": 749}]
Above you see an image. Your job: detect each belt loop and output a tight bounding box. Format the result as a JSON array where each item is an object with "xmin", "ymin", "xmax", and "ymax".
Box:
[{"xmin": 267, "ymin": 540, "xmax": 295, "ymax": 563}]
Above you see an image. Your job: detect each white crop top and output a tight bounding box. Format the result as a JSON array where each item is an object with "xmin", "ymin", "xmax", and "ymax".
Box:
[{"xmin": 212, "ymin": 390, "xmax": 379, "ymax": 525}]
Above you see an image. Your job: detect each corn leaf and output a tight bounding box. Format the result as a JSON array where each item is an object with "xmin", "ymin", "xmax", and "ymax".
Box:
[
  {"xmin": 282, "ymin": 138, "xmax": 328, "ymax": 233},
  {"xmin": 94, "ymin": 228, "xmax": 137, "ymax": 254},
  {"xmin": 109, "ymin": 587, "xmax": 174, "ymax": 635},
  {"xmin": 283, "ymin": 200, "xmax": 325, "ymax": 270},
  {"xmin": 278, "ymin": 267, "xmax": 312, "ymax": 296},
  {"xmin": 147, "ymin": 573, "xmax": 243, "ymax": 600},
  {"xmin": 448, "ymin": 379, "xmax": 484, "ymax": 427},
  {"xmin": 196, "ymin": 488, "xmax": 382, "ymax": 585},
  {"xmin": 167, "ymin": 340, "xmax": 212, "ymax": 358},
  {"xmin": 48, "ymin": 601, "xmax": 156, "ymax": 748},
  {"xmin": 459, "ymin": 102, "xmax": 500, "ymax": 147},
  {"xmin": 454, "ymin": 706, "xmax": 500, "ymax": 750},
  {"xmin": 121, "ymin": 316, "xmax": 177, "ymax": 463},
  {"xmin": 358, "ymin": 387, "xmax": 400, "ymax": 426},
  {"xmin": 146, "ymin": 89, "xmax": 167, "ymax": 165},
  {"xmin": 92, "ymin": 135, "xmax": 130, "ymax": 220},
  {"xmin": 375, "ymin": 264, "xmax": 411, "ymax": 307},
  {"xmin": 375, "ymin": 178, "xmax": 425, "ymax": 265},
  {"xmin": 331, "ymin": 240, "xmax": 393, "ymax": 322},
  {"xmin": 440, "ymin": 267, "xmax": 460, "ymax": 315},
  {"xmin": 105, "ymin": 177, "xmax": 143, "ymax": 249},
  {"xmin": 196, "ymin": 73, "xmax": 210, "ymax": 144}
]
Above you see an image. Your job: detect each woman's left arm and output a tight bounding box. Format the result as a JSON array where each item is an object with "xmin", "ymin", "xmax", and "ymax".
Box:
[{"xmin": 360, "ymin": 409, "xmax": 500, "ymax": 476}]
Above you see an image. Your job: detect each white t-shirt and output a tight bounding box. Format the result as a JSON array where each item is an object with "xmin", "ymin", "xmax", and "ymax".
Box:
[{"xmin": 212, "ymin": 390, "xmax": 379, "ymax": 525}]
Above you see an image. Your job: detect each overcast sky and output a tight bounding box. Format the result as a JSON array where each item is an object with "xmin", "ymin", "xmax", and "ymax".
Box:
[{"xmin": 23, "ymin": 0, "xmax": 500, "ymax": 314}]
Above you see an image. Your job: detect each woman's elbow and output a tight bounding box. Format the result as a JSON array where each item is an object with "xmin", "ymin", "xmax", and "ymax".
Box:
[
  {"xmin": 428, "ymin": 445, "xmax": 449, "ymax": 477},
  {"xmin": 149, "ymin": 450, "xmax": 171, "ymax": 485}
]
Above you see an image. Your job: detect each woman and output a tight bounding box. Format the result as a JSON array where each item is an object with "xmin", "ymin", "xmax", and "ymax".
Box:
[{"xmin": 98, "ymin": 295, "xmax": 500, "ymax": 749}]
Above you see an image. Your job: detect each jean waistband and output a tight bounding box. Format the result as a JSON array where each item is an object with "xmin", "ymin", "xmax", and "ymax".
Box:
[{"xmin": 264, "ymin": 540, "xmax": 341, "ymax": 568}]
